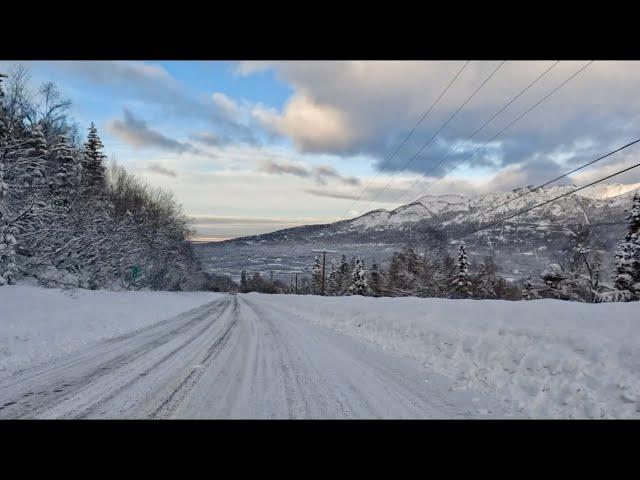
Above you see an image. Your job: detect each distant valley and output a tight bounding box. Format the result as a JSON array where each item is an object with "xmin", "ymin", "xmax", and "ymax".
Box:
[{"xmin": 194, "ymin": 183, "xmax": 640, "ymax": 284}]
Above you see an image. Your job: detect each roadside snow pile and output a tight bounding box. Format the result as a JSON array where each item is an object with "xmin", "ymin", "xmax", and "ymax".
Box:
[
  {"xmin": 0, "ymin": 285, "xmax": 218, "ymax": 378},
  {"xmin": 253, "ymin": 294, "xmax": 640, "ymax": 419}
]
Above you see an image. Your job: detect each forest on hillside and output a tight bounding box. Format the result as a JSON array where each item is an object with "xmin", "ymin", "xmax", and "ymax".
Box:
[{"xmin": 0, "ymin": 67, "xmax": 229, "ymax": 291}]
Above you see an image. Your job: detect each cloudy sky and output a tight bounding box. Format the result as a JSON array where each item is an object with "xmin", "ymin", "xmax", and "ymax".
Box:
[{"xmin": 2, "ymin": 60, "xmax": 639, "ymax": 240}]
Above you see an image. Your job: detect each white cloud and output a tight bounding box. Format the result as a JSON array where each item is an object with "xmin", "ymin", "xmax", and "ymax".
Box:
[
  {"xmin": 253, "ymin": 91, "xmax": 356, "ymax": 152},
  {"xmin": 212, "ymin": 92, "xmax": 240, "ymax": 119}
]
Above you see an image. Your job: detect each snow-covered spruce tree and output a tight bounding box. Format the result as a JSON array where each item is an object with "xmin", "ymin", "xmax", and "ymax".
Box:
[
  {"xmin": 337, "ymin": 254, "xmax": 350, "ymax": 292},
  {"xmin": 327, "ymin": 261, "xmax": 339, "ymax": 295},
  {"xmin": 311, "ymin": 255, "xmax": 322, "ymax": 294},
  {"xmin": 82, "ymin": 123, "xmax": 107, "ymax": 200},
  {"xmin": 613, "ymin": 193, "xmax": 640, "ymax": 299},
  {"xmin": 451, "ymin": 242, "xmax": 472, "ymax": 298},
  {"xmin": 76, "ymin": 123, "xmax": 114, "ymax": 288},
  {"xmin": 348, "ymin": 257, "xmax": 368, "ymax": 296},
  {"xmin": 369, "ymin": 260, "xmax": 382, "ymax": 297},
  {"xmin": 17, "ymin": 123, "xmax": 48, "ymax": 189},
  {"xmin": 385, "ymin": 246, "xmax": 423, "ymax": 296},
  {"xmin": 50, "ymin": 135, "xmax": 81, "ymax": 204}
]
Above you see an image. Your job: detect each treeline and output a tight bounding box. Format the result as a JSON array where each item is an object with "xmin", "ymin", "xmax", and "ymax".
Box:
[
  {"xmin": 304, "ymin": 247, "xmax": 522, "ymax": 300},
  {"xmin": 0, "ymin": 68, "xmax": 218, "ymax": 291},
  {"xmin": 296, "ymin": 191, "xmax": 640, "ymax": 302}
]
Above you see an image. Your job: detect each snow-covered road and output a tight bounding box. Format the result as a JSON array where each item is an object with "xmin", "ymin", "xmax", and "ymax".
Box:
[{"xmin": 0, "ymin": 294, "xmax": 510, "ymax": 419}]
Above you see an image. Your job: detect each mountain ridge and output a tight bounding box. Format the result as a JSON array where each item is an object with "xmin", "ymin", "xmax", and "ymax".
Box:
[{"xmin": 194, "ymin": 183, "xmax": 640, "ymax": 282}]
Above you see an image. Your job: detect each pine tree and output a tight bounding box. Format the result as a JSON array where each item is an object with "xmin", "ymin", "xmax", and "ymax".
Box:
[
  {"xmin": 348, "ymin": 257, "xmax": 368, "ymax": 296},
  {"xmin": 452, "ymin": 242, "xmax": 472, "ymax": 298},
  {"xmin": 614, "ymin": 193, "xmax": 640, "ymax": 299}
]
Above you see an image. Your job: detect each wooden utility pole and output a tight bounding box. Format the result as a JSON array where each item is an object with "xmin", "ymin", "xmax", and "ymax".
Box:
[
  {"xmin": 311, "ymin": 249, "xmax": 337, "ymax": 295},
  {"xmin": 288, "ymin": 270, "xmax": 303, "ymax": 294}
]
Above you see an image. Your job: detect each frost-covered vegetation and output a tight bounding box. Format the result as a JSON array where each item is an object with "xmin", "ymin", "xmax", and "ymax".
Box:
[{"xmin": 0, "ymin": 68, "xmax": 228, "ymax": 291}]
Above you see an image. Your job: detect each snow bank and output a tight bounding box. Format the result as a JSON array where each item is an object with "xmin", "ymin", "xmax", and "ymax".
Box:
[
  {"xmin": 0, "ymin": 285, "xmax": 219, "ymax": 378},
  {"xmin": 251, "ymin": 294, "xmax": 640, "ymax": 418}
]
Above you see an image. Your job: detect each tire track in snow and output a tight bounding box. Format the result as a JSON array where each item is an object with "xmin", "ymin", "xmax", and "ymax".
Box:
[{"xmin": 0, "ymin": 297, "xmax": 231, "ymax": 419}]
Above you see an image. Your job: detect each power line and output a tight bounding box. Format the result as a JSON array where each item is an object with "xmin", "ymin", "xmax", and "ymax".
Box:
[
  {"xmin": 453, "ymin": 159, "xmax": 640, "ymax": 241},
  {"xmin": 340, "ymin": 61, "xmax": 471, "ymax": 219},
  {"xmin": 386, "ymin": 61, "xmax": 560, "ymax": 206},
  {"xmin": 358, "ymin": 60, "xmax": 507, "ymax": 213},
  {"xmin": 402, "ymin": 60, "xmax": 594, "ymax": 207},
  {"xmin": 467, "ymin": 136, "xmax": 640, "ymax": 224}
]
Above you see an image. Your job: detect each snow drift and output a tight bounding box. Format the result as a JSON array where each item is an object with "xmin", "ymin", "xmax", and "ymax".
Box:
[{"xmin": 252, "ymin": 293, "xmax": 640, "ymax": 419}]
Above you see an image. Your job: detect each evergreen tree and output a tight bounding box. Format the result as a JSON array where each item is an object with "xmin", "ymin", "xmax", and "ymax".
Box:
[
  {"xmin": 312, "ymin": 255, "xmax": 322, "ymax": 294},
  {"xmin": 348, "ymin": 257, "xmax": 368, "ymax": 296},
  {"xmin": 240, "ymin": 269, "xmax": 248, "ymax": 292},
  {"xmin": 386, "ymin": 246, "xmax": 422, "ymax": 296},
  {"xmin": 19, "ymin": 123, "xmax": 47, "ymax": 188},
  {"xmin": 0, "ymin": 71, "xmax": 208, "ymax": 291},
  {"xmin": 337, "ymin": 254, "xmax": 350, "ymax": 293},
  {"xmin": 327, "ymin": 261, "xmax": 339, "ymax": 295},
  {"xmin": 451, "ymin": 242, "xmax": 472, "ymax": 298},
  {"xmin": 82, "ymin": 122, "xmax": 107, "ymax": 201},
  {"xmin": 49, "ymin": 135, "xmax": 81, "ymax": 206},
  {"xmin": 369, "ymin": 260, "xmax": 382, "ymax": 297},
  {"xmin": 614, "ymin": 193, "xmax": 640, "ymax": 299}
]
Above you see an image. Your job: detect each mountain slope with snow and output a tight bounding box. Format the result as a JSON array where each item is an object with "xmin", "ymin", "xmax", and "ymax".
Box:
[{"xmin": 194, "ymin": 183, "xmax": 640, "ymax": 282}]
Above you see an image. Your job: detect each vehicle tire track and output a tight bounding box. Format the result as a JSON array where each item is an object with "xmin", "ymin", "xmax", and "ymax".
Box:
[
  {"xmin": 73, "ymin": 297, "xmax": 235, "ymax": 419},
  {"xmin": 151, "ymin": 297, "xmax": 240, "ymax": 419},
  {"xmin": 0, "ymin": 297, "xmax": 230, "ymax": 419}
]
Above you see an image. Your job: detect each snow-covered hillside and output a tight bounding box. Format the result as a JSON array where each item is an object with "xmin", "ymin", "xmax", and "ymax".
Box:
[
  {"xmin": 195, "ymin": 183, "xmax": 640, "ymax": 283},
  {"xmin": 252, "ymin": 293, "xmax": 640, "ymax": 419},
  {"xmin": 0, "ymin": 285, "xmax": 219, "ymax": 378}
]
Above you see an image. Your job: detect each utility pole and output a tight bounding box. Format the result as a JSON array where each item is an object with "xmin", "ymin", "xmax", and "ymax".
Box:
[
  {"xmin": 287, "ymin": 270, "xmax": 303, "ymax": 294},
  {"xmin": 311, "ymin": 249, "xmax": 337, "ymax": 295}
]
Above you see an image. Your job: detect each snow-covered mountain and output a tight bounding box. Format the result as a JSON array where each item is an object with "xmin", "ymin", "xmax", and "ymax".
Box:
[{"xmin": 194, "ymin": 183, "xmax": 640, "ymax": 282}]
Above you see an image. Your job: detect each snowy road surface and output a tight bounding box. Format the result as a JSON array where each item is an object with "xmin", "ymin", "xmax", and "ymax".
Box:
[{"xmin": 0, "ymin": 294, "xmax": 511, "ymax": 419}]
